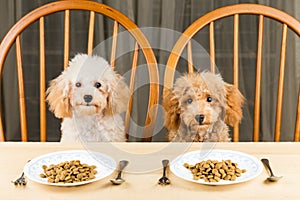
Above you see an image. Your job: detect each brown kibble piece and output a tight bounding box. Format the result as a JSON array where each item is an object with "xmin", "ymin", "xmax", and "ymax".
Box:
[{"xmin": 39, "ymin": 173, "xmax": 46, "ymax": 178}]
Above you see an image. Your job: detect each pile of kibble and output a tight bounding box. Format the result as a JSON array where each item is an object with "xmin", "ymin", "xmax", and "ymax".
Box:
[
  {"xmin": 40, "ymin": 160, "xmax": 97, "ymax": 183},
  {"xmin": 184, "ymin": 159, "xmax": 246, "ymax": 182}
]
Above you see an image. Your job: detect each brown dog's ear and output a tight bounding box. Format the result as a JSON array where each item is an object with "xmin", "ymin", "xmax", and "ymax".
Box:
[
  {"xmin": 105, "ymin": 74, "xmax": 130, "ymax": 116},
  {"xmin": 224, "ymin": 83, "xmax": 244, "ymax": 126},
  {"xmin": 46, "ymin": 75, "xmax": 72, "ymax": 118},
  {"xmin": 162, "ymin": 88, "xmax": 181, "ymax": 132}
]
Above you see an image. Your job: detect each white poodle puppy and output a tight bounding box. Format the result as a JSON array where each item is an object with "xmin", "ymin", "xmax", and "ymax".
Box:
[{"xmin": 46, "ymin": 54, "xmax": 130, "ymax": 142}]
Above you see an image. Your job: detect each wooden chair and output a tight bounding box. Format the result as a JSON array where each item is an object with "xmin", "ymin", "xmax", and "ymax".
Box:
[
  {"xmin": 164, "ymin": 4, "xmax": 300, "ymax": 142},
  {"xmin": 0, "ymin": 0, "xmax": 159, "ymax": 142}
]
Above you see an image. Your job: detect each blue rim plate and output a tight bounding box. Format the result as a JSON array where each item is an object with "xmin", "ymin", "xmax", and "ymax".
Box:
[
  {"xmin": 170, "ymin": 149, "xmax": 263, "ymax": 185},
  {"xmin": 23, "ymin": 150, "xmax": 116, "ymax": 186}
]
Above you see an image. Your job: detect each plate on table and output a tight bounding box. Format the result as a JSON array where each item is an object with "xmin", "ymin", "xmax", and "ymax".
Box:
[
  {"xmin": 170, "ymin": 149, "xmax": 263, "ymax": 185},
  {"xmin": 23, "ymin": 150, "xmax": 116, "ymax": 186}
]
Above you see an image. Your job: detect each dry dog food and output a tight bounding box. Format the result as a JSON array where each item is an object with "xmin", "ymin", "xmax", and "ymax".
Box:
[
  {"xmin": 184, "ymin": 159, "xmax": 246, "ymax": 182},
  {"xmin": 39, "ymin": 160, "xmax": 97, "ymax": 183}
]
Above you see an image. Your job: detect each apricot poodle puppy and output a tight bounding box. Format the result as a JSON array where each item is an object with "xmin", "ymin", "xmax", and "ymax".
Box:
[
  {"xmin": 162, "ymin": 72, "xmax": 244, "ymax": 142},
  {"xmin": 46, "ymin": 54, "xmax": 130, "ymax": 142}
]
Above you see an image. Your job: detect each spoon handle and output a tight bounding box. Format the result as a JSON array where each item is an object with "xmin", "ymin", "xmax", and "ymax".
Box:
[
  {"xmin": 261, "ymin": 158, "xmax": 275, "ymax": 176},
  {"xmin": 116, "ymin": 160, "xmax": 129, "ymax": 179},
  {"xmin": 119, "ymin": 160, "xmax": 129, "ymax": 170},
  {"xmin": 162, "ymin": 159, "xmax": 169, "ymax": 177}
]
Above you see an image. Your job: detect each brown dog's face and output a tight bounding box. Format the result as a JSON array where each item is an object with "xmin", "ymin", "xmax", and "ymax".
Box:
[
  {"xmin": 177, "ymin": 81, "xmax": 225, "ymax": 133},
  {"xmin": 163, "ymin": 72, "xmax": 244, "ymax": 138}
]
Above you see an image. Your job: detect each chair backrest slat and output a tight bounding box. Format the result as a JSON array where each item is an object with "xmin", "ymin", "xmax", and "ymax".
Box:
[
  {"xmin": 274, "ymin": 24, "xmax": 288, "ymax": 142},
  {"xmin": 233, "ymin": 14, "xmax": 239, "ymax": 87},
  {"xmin": 110, "ymin": 20, "xmax": 118, "ymax": 69},
  {"xmin": 87, "ymin": 11, "xmax": 95, "ymax": 55},
  {"xmin": 0, "ymin": 119, "xmax": 3, "ymax": 141},
  {"xmin": 125, "ymin": 42, "xmax": 139, "ymax": 137},
  {"xmin": 16, "ymin": 36, "xmax": 28, "ymax": 142},
  {"xmin": 232, "ymin": 14, "xmax": 240, "ymax": 142},
  {"xmin": 187, "ymin": 41, "xmax": 194, "ymax": 73},
  {"xmin": 209, "ymin": 22, "xmax": 216, "ymax": 73},
  {"xmin": 39, "ymin": 17, "xmax": 47, "ymax": 142},
  {"xmin": 233, "ymin": 14, "xmax": 239, "ymax": 86},
  {"xmin": 233, "ymin": 118, "xmax": 239, "ymax": 141},
  {"xmin": 253, "ymin": 15, "xmax": 264, "ymax": 142},
  {"xmin": 295, "ymin": 88, "xmax": 300, "ymax": 141},
  {"xmin": 64, "ymin": 10, "xmax": 70, "ymax": 69}
]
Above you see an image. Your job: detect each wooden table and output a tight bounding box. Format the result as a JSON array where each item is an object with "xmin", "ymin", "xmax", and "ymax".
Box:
[{"xmin": 1, "ymin": 142, "xmax": 299, "ymax": 199}]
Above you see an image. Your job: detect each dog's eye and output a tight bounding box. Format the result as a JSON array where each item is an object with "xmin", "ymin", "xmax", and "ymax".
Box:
[
  {"xmin": 75, "ymin": 82, "xmax": 81, "ymax": 87},
  {"xmin": 187, "ymin": 98, "xmax": 193, "ymax": 104},
  {"xmin": 94, "ymin": 82, "xmax": 101, "ymax": 88},
  {"xmin": 207, "ymin": 96, "xmax": 212, "ymax": 102}
]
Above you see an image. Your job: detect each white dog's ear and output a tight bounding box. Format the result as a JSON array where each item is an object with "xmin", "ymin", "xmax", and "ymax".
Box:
[
  {"xmin": 46, "ymin": 74, "xmax": 72, "ymax": 118},
  {"xmin": 105, "ymin": 74, "xmax": 130, "ymax": 116},
  {"xmin": 162, "ymin": 88, "xmax": 181, "ymax": 132},
  {"xmin": 224, "ymin": 83, "xmax": 244, "ymax": 126}
]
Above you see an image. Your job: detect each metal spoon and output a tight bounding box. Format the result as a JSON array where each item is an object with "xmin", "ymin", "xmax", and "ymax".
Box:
[
  {"xmin": 261, "ymin": 158, "xmax": 282, "ymax": 182},
  {"xmin": 158, "ymin": 159, "xmax": 170, "ymax": 185},
  {"xmin": 110, "ymin": 160, "xmax": 129, "ymax": 185}
]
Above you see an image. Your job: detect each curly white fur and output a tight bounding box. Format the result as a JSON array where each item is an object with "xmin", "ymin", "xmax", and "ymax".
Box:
[{"xmin": 46, "ymin": 54, "xmax": 130, "ymax": 142}]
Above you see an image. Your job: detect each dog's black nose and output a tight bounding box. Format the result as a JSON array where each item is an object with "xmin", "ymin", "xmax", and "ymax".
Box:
[
  {"xmin": 83, "ymin": 95, "xmax": 93, "ymax": 103},
  {"xmin": 195, "ymin": 114, "xmax": 205, "ymax": 123}
]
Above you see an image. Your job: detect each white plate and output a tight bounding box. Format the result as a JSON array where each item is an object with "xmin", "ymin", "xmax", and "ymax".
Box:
[
  {"xmin": 24, "ymin": 150, "xmax": 116, "ymax": 186},
  {"xmin": 170, "ymin": 149, "xmax": 263, "ymax": 185}
]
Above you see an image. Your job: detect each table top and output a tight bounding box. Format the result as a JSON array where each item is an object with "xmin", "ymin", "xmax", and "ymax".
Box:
[{"xmin": 1, "ymin": 142, "xmax": 299, "ymax": 200}]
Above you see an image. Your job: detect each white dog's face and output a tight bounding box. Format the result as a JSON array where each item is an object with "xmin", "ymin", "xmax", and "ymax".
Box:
[
  {"xmin": 69, "ymin": 57, "xmax": 112, "ymax": 116},
  {"xmin": 46, "ymin": 54, "xmax": 130, "ymax": 118},
  {"xmin": 71, "ymin": 71, "xmax": 110, "ymax": 116}
]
